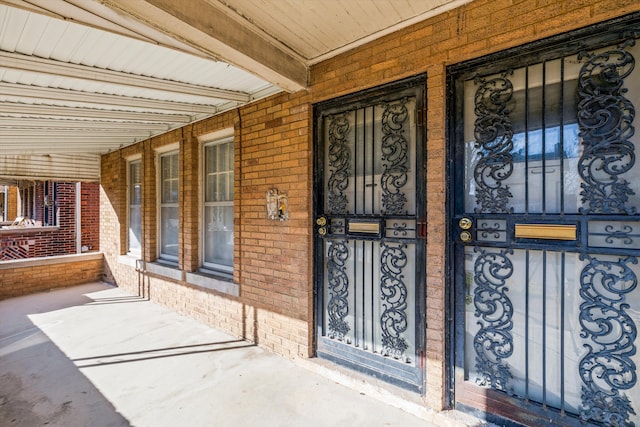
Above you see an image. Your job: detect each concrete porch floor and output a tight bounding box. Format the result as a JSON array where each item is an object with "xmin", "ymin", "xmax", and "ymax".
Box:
[{"xmin": 0, "ymin": 283, "xmax": 489, "ymax": 427}]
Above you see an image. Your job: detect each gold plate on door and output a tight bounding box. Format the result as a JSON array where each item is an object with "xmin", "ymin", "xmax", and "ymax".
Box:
[
  {"xmin": 515, "ymin": 224, "xmax": 576, "ymax": 241},
  {"xmin": 348, "ymin": 221, "xmax": 380, "ymax": 234}
]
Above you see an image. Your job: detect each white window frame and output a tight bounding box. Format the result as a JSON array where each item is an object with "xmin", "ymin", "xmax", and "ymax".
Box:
[
  {"xmin": 201, "ymin": 134, "xmax": 234, "ymax": 276},
  {"xmin": 157, "ymin": 149, "xmax": 179, "ymax": 263},
  {"xmin": 127, "ymin": 158, "xmax": 142, "ymax": 256}
]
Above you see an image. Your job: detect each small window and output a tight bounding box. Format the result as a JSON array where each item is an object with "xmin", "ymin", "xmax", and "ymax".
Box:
[
  {"xmin": 159, "ymin": 151, "xmax": 179, "ymax": 262},
  {"xmin": 128, "ymin": 160, "xmax": 142, "ymax": 255},
  {"xmin": 202, "ymin": 138, "xmax": 234, "ymax": 275}
]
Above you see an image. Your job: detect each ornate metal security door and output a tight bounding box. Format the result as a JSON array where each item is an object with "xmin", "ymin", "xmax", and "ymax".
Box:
[
  {"xmin": 314, "ymin": 76, "xmax": 426, "ymax": 392},
  {"xmin": 450, "ymin": 21, "xmax": 640, "ymax": 427}
]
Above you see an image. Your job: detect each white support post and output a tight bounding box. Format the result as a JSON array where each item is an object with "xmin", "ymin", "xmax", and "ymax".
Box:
[{"xmin": 76, "ymin": 182, "xmax": 82, "ymax": 254}]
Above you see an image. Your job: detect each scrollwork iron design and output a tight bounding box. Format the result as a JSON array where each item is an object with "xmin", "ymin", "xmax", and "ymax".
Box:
[
  {"xmin": 578, "ymin": 254, "xmax": 638, "ymax": 426},
  {"xmin": 577, "ymin": 39, "xmax": 637, "ymax": 214},
  {"xmin": 473, "ymin": 72, "xmax": 515, "ymax": 213},
  {"xmin": 326, "ymin": 240, "xmax": 351, "ymax": 340},
  {"xmin": 478, "ymin": 221, "xmax": 503, "ymax": 240},
  {"xmin": 390, "ymin": 222, "xmax": 409, "ymax": 237},
  {"xmin": 473, "ymin": 248, "xmax": 514, "ymax": 393},
  {"xmin": 327, "ymin": 113, "xmax": 351, "ymax": 214},
  {"xmin": 380, "ymin": 242, "xmax": 409, "ymax": 358},
  {"xmin": 381, "ymin": 98, "xmax": 410, "ymax": 215},
  {"xmin": 604, "ymin": 224, "xmax": 636, "ymax": 245},
  {"xmin": 330, "ymin": 218, "xmax": 345, "ymax": 235}
]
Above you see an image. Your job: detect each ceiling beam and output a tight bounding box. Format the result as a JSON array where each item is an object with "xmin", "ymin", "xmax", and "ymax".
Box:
[
  {"xmin": 0, "ymin": 128, "xmax": 156, "ymax": 138},
  {"xmin": 0, "ymin": 0, "xmax": 207, "ymax": 58},
  {"xmin": 1, "ymin": 102, "xmax": 193, "ymax": 123},
  {"xmin": 0, "ymin": 136, "xmax": 139, "ymax": 149},
  {"xmin": 0, "ymin": 51, "xmax": 251, "ymax": 103},
  {"xmin": 0, "ymin": 141, "xmax": 132, "ymax": 155},
  {"xmin": 0, "ymin": 117, "xmax": 171, "ymax": 132},
  {"xmin": 101, "ymin": 0, "xmax": 307, "ymax": 92},
  {"xmin": 0, "ymin": 82, "xmax": 221, "ymax": 114},
  {"xmin": 0, "ymin": 136, "xmax": 137, "ymax": 143}
]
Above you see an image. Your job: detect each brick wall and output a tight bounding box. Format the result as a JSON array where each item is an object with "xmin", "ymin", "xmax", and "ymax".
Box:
[
  {"xmin": 233, "ymin": 91, "xmax": 312, "ymax": 321},
  {"xmin": 52, "ymin": 183, "xmax": 75, "ymax": 253},
  {"xmin": 310, "ymin": 0, "xmax": 640, "ymax": 407},
  {"xmin": 99, "ymin": 0, "xmax": 640, "ymax": 413},
  {"xmin": 1, "ymin": 230, "xmax": 65, "ymax": 259},
  {"xmin": 81, "ymin": 182, "xmax": 100, "ymax": 252},
  {"xmin": 6, "ymin": 186, "xmax": 18, "ymax": 220},
  {"xmin": 0, "ymin": 182, "xmax": 100, "ymax": 260},
  {"xmin": 0, "ymin": 253, "xmax": 103, "ymax": 300}
]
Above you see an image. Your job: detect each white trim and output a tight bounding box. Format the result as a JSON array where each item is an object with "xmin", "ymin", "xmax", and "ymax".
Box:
[
  {"xmin": 76, "ymin": 182, "xmax": 82, "ymax": 254},
  {"xmin": 197, "ymin": 128, "xmax": 234, "ymax": 143},
  {"xmin": 201, "ymin": 137, "xmax": 234, "ymax": 274},
  {"xmin": 154, "ymin": 142, "xmax": 180, "ymax": 154},
  {"xmin": 126, "ymin": 159, "xmax": 143, "ymax": 257},
  {"xmin": 157, "ymin": 150, "xmax": 179, "ymax": 263}
]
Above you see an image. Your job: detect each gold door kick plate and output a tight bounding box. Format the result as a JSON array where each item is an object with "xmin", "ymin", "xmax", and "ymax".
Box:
[{"xmin": 515, "ymin": 224, "xmax": 576, "ymax": 241}]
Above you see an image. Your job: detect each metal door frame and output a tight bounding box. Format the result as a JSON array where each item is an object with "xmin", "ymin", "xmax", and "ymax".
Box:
[
  {"xmin": 313, "ymin": 74, "xmax": 427, "ymax": 392},
  {"xmin": 446, "ymin": 13, "xmax": 640, "ymax": 425}
]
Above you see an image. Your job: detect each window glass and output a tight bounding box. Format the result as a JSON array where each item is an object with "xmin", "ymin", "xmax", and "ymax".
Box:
[
  {"xmin": 203, "ymin": 138, "xmax": 234, "ymax": 273},
  {"xmin": 159, "ymin": 152, "xmax": 179, "ymax": 262},
  {"xmin": 128, "ymin": 161, "xmax": 142, "ymax": 255}
]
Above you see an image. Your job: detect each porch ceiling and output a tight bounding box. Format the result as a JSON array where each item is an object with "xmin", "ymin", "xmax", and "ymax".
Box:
[{"xmin": 0, "ymin": 0, "xmax": 470, "ymax": 181}]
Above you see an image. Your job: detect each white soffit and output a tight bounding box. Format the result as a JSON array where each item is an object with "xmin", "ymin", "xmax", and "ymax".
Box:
[
  {"xmin": 0, "ymin": 0, "xmax": 467, "ymax": 182},
  {"xmin": 0, "ymin": 154, "xmax": 100, "ymax": 182},
  {"xmin": 0, "ymin": 1, "xmax": 277, "ymax": 166},
  {"xmin": 210, "ymin": 0, "xmax": 473, "ymax": 64}
]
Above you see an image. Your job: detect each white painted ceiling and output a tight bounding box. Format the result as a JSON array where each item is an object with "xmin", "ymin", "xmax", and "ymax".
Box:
[{"xmin": 0, "ymin": 0, "xmax": 469, "ymax": 181}]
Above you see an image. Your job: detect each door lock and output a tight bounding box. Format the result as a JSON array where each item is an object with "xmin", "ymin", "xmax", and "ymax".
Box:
[
  {"xmin": 316, "ymin": 216, "xmax": 327, "ymax": 226},
  {"xmin": 459, "ymin": 217, "xmax": 473, "ymax": 230},
  {"xmin": 459, "ymin": 231, "xmax": 472, "ymax": 242}
]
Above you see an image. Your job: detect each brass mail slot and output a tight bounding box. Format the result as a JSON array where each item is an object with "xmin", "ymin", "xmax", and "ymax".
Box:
[
  {"xmin": 515, "ymin": 223, "xmax": 576, "ymax": 241},
  {"xmin": 348, "ymin": 221, "xmax": 380, "ymax": 234}
]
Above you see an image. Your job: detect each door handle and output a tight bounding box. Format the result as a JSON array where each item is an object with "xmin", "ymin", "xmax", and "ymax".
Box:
[
  {"xmin": 458, "ymin": 217, "xmax": 473, "ymax": 242},
  {"xmin": 316, "ymin": 216, "xmax": 328, "ymax": 237},
  {"xmin": 459, "ymin": 231, "xmax": 472, "ymax": 242},
  {"xmin": 459, "ymin": 217, "xmax": 472, "ymax": 230}
]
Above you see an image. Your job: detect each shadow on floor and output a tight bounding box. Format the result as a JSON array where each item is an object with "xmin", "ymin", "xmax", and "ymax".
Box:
[{"xmin": 0, "ymin": 284, "xmax": 132, "ymax": 427}]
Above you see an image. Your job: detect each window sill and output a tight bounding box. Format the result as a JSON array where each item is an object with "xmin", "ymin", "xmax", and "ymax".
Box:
[
  {"xmin": 186, "ymin": 270, "xmax": 238, "ymax": 297},
  {"xmin": 146, "ymin": 261, "xmax": 182, "ymax": 281},
  {"xmin": 0, "ymin": 226, "xmax": 59, "ymax": 235},
  {"xmin": 117, "ymin": 254, "xmax": 141, "ymax": 268},
  {"xmin": 115, "ymin": 257, "xmax": 238, "ymax": 297}
]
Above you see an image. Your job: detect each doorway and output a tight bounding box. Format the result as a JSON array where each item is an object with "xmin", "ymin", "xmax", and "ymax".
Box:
[
  {"xmin": 313, "ymin": 76, "xmax": 427, "ymax": 392},
  {"xmin": 448, "ymin": 20, "xmax": 640, "ymax": 426}
]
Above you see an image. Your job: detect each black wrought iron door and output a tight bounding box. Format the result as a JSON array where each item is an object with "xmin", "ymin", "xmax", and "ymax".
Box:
[
  {"xmin": 450, "ymin": 24, "xmax": 640, "ymax": 427},
  {"xmin": 314, "ymin": 76, "xmax": 426, "ymax": 392}
]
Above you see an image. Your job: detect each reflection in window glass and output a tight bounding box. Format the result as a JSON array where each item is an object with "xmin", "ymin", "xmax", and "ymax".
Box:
[
  {"xmin": 159, "ymin": 152, "xmax": 179, "ymax": 262},
  {"xmin": 203, "ymin": 138, "xmax": 234, "ymax": 274},
  {"xmin": 128, "ymin": 160, "xmax": 142, "ymax": 255}
]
